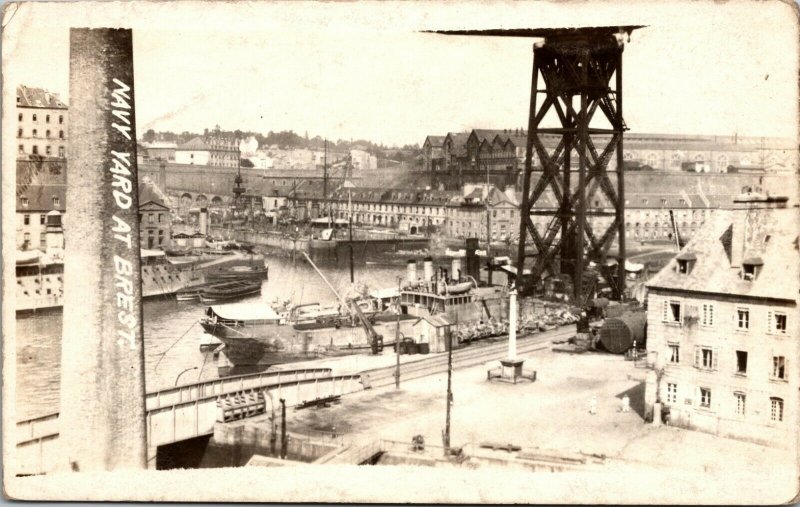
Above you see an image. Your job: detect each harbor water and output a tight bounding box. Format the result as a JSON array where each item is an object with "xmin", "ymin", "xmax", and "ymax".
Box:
[{"xmin": 15, "ymin": 251, "xmax": 428, "ymax": 421}]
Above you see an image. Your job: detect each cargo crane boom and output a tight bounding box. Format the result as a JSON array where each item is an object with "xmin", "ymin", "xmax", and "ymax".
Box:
[{"xmin": 301, "ymin": 251, "xmax": 383, "ymax": 354}]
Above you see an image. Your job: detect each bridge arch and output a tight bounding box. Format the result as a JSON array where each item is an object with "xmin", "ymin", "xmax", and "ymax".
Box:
[
  {"xmin": 211, "ymin": 196, "xmax": 223, "ymax": 206},
  {"xmin": 196, "ymin": 194, "xmax": 208, "ymax": 206}
]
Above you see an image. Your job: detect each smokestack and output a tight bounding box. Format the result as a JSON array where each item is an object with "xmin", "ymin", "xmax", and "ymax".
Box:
[
  {"xmin": 465, "ymin": 238, "xmax": 480, "ymax": 281},
  {"xmin": 423, "ymin": 256, "xmax": 434, "ymax": 281},
  {"xmin": 451, "ymin": 257, "xmax": 462, "ymax": 282},
  {"xmin": 199, "ymin": 207, "xmax": 209, "ymax": 236},
  {"xmin": 406, "ymin": 259, "xmax": 417, "ymax": 285},
  {"xmin": 158, "ymin": 161, "xmax": 167, "ymax": 192},
  {"xmin": 60, "ymin": 28, "xmax": 147, "ymax": 471}
]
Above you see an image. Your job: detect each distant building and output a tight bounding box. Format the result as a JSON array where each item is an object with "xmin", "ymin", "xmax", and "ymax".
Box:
[
  {"xmin": 175, "ymin": 136, "xmax": 240, "ymax": 167},
  {"xmin": 16, "ymin": 85, "xmax": 68, "ymax": 159},
  {"xmin": 138, "ymin": 179, "xmax": 172, "ymax": 249},
  {"xmin": 445, "ymin": 185, "xmax": 519, "ymax": 243},
  {"xmin": 350, "ymin": 149, "xmax": 378, "ymax": 171},
  {"xmin": 644, "ymin": 193, "xmax": 798, "ymax": 447},
  {"xmin": 424, "ymin": 130, "xmax": 797, "ymax": 191},
  {"xmin": 142, "ymin": 142, "xmax": 177, "ymax": 162}
]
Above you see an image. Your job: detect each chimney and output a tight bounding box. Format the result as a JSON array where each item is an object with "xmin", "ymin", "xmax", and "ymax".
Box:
[{"xmin": 730, "ymin": 191, "xmax": 789, "ymax": 267}]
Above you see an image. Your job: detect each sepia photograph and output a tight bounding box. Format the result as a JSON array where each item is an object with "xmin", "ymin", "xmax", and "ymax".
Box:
[{"xmin": 3, "ymin": 0, "xmax": 799, "ymax": 503}]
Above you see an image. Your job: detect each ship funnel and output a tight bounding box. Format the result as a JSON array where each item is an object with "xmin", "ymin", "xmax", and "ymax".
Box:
[
  {"xmin": 406, "ymin": 259, "xmax": 417, "ymax": 284},
  {"xmin": 199, "ymin": 207, "xmax": 209, "ymax": 236},
  {"xmin": 423, "ymin": 256, "xmax": 434, "ymax": 281},
  {"xmin": 451, "ymin": 257, "xmax": 462, "ymax": 282}
]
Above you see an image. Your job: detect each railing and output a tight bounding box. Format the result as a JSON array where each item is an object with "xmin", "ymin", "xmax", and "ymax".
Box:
[{"xmin": 145, "ymin": 368, "xmax": 332, "ymax": 412}]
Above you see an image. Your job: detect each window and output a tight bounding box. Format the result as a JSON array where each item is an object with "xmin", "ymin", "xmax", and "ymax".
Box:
[
  {"xmin": 737, "ymin": 308, "xmax": 750, "ymax": 330},
  {"xmin": 45, "ymin": 146, "xmax": 51, "ymax": 156},
  {"xmin": 669, "ymin": 343, "xmax": 680, "ymax": 364},
  {"xmin": 21, "ymin": 197, "xmax": 29, "ymax": 207},
  {"xmin": 59, "ymin": 115, "xmax": 64, "ymax": 124},
  {"xmin": 40, "ymin": 214, "xmax": 46, "ymax": 225},
  {"xmin": 32, "ymin": 129, "xmax": 38, "ymax": 138},
  {"xmin": 699, "ymin": 388, "xmax": 711, "ymax": 408},
  {"xmin": 716, "ymin": 154, "xmax": 728, "ymax": 172},
  {"xmin": 770, "ymin": 397, "xmax": 784, "ymax": 422},
  {"xmin": 40, "ymin": 233, "xmax": 46, "ymax": 248},
  {"xmin": 148, "ymin": 213, "xmax": 154, "ymax": 223},
  {"xmin": 52, "ymin": 197, "xmax": 60, "ymax": 206},
  {"xmin": 736, "ymin": 351, "xmax": 748, "ymax": 375},
  {"xmin": 32, "ymin": 114, "xmax": 37, "ymax": 122},
  {"xmin": 701, "ymin": 304, "xmax": 714, "ymax": 326},
  {"xmin": 18, "ymin": 145, "xmax": 24, "ymax": 154},
  {"xmin": 46, "ymin": 129, "xmax": 51, "ymax": 138},
  {"xmin": 18, "ymin": 113, "xmax": 23, "ymax": 122},
  {"xmin": 742, "ymin": 263, "xmax": 757, "ymax": 281},
  {"xmin": 32, "ymin": 146, "xmax": 38, "ymax": 155},
  {"xmin": 58, "ymin": 146, "xmax": 65, "ymax": 158},
  {"xmin": 158, "ymin": 213, "xmax": 163, "ymax": 223},
  {"xmin": 663, "ymin": 300, "xmax": 682, "ymax": 324},
  {"xmin": 59, "ymin": 130, "xmax": 64, "ymax": 139},
  {"xmin": 18, "ymin": 128, "xmax": 22, "ymax": 137},
  {"xmin": 695, "ymin": 346, "xmax": 717, "ymax": 370},
  {"xmin": 46, "ymin": 114, "xmax": 50, "ymax": 123},
  {"xmin": 768, "ymin": 311, "xmax": 787, "ymax": 334},
  {"xmin": 666, "ymin": 383, "xmax": 677, "ymax": 404},
  {"xmin": 772, "ymin": 356, "xmax": 786, "ymax": 380},
  {"xmin": 23, "ymin": 214, "xmax": 30, "ymax": 225},
  {"xmin": 734, "ymin": 392, "xmax": 746, "ymax": 416},
  {"xmin": 23, "ymin": 232, "xmax": 31, "ymax": 244}
]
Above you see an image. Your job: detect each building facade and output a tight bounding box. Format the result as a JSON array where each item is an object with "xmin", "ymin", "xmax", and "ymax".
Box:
[
  {"xmin": 424, "ymin": 129, "xmax": 797, "ymax": 192},
  {"xmin": 16, "ymin": 85, "xmax": 68, "ymax": 159},
  {"xmin": 644, "ymin": 196, "xmax": 799, "ymax": 448},
  {"xmin": 175, "ymin": 136, "xmax": 240, "ymax": 168}
]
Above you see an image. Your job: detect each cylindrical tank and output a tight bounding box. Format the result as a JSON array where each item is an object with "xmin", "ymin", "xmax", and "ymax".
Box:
[
  {"xmin": 451, "ymin": 258, "xmax": 462, "ymax": 282},
  {"xmin": 423, "ymin": 256, "xmax": 434, "ymax": 281},
  {"xmin": 406, "ymin": 260, "xmax": 417, "ymax": 284},
  {"xmin": 598, "ymin": 311, "xmax": 647, "ymax": 354}
]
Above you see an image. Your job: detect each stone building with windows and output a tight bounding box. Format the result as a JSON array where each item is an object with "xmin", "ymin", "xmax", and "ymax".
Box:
[
  {"xmin": 175, "ymin": 136, "xmax": 240, "ymax": 168},
  {"xmin": 644, "ymin": 193, "xmax": 799, "ymax": 448},
  {"xmin": 16, "ymin": 85, "xmax": 68, "ymax": 159},
  {"xmin": 424, "ymin": 129, "xmax": 797, "ymax": 192},
  {"xmin": 139, "ymin": 179, "xmax": 172, "ymax": 250},
  {"xmin": 16, "ymin": 158, "xmax": 67, "ymax": 250}
]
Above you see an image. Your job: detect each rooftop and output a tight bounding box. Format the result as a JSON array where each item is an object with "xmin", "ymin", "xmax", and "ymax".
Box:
[
  {"xmin": 16, "ymin": 86, "xmax": 68, "ymax": 109},
  {"xmin": 647, "ymin": 203, "xmax": 799, "ymax": 302}
]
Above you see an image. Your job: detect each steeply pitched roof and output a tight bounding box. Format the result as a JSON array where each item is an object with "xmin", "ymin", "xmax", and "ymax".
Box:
[
  {"xmin": 17, "ymin": 86, "xmax": 68, "ymax": 108},
  {"xmin": 17, "ymin": 184, "xmax": 67, "ymax": 212},
  {"xmin": 647, "ymin": 206, "xmax": 799, "ymax": 302}
]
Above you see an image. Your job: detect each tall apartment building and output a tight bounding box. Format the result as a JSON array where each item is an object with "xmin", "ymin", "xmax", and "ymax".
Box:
[
  {"xmin": 645, "ymin": 193, "xmax": 799, "ymax": 448},
  {"xmin": 16, "ymin": 85, "xmax": 68, "ymax": 159}
]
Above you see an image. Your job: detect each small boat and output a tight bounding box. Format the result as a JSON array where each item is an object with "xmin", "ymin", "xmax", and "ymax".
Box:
[
  {"xmin": 199, "ymin": 279, "xmax": 262, "ymax": 303},
  {"xmin": 206, "ymin": 265, "xmax": 269, "ymax": 281},
  {"xmin": 176, "ymin": 285, "xmax": 207, "ymax": 301},
  {"xmin": 444, "ymin": 281, "xmax": 474, "ymax": 295}
]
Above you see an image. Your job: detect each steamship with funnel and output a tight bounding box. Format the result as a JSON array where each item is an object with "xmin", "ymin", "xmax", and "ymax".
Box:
[
  {"xmin": 15, "ymin": 210, "xmax": 266, "ymax": 312},
  {"xmin": 200, "ymin": 243, "xmax": 509, "ymax": 374}
]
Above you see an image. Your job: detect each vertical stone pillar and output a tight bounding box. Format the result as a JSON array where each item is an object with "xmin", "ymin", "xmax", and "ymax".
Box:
[
  {"xmin": 60, "ymin": 28, "xmax": 147, "ymax": 471},
  {"xmin": 508, "ymin": 288, "xmax": 517, "ymax": 360}
]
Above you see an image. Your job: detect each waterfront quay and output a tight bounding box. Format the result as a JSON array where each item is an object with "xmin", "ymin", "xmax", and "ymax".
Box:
[{"xmin": 14, "ymin": 340, "xmax": 794, "ymax": 504}]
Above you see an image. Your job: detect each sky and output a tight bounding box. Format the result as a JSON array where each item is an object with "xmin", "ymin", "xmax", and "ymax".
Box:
[{"xmin": 3, "ymin": 0, "xmax": 798, "ymax": 146}]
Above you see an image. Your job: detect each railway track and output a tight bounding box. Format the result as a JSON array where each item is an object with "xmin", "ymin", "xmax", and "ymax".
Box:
[{"xmin": 361, "ymin": 325, "xmax": 575, "ymax": 389}]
